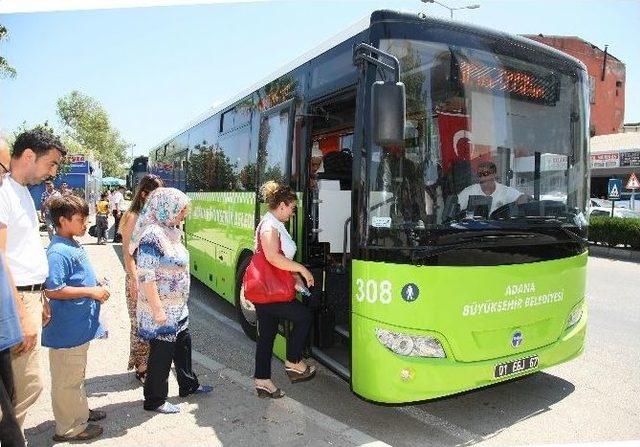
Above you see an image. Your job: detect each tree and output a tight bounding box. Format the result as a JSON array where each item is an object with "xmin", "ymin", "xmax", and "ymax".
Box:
[
  {"xmin": 56, "ymin": 91, "xmax": 129, "ymax": 177},
  {"xmin": 187, "ymin": 142, "xmax": 237, "ymax": 191},
  {"xmin": 0, "ymin": 25, "xmax": 17, "ymax": 79}
]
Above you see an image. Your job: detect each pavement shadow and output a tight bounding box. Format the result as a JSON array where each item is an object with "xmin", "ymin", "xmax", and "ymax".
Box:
[
  {"xmin": 276, "ymin": 367, "xmax": 575, "ymax": 447},
  {"xmin": 415, "ymin": 371, "xmax": 576, "ymax": 446},
  {"xmin": 25, "ymin": 399, "xmax": 156, "ymax": 447},
  {"xmin": 183, "ymin": 363, "xmax": 358, "ymax": 447},
  {"xmin": 111, "ymin": 243, "xmax": 125, "ymax": 268},
  {"xmin": 85, "ymin": 371, "xmax": 141, "ymax": 397}
]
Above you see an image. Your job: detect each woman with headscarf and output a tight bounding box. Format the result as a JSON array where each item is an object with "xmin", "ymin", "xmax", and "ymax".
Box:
[{"xmin": 129, "ymin": 187, "xmax": 211, "ymax": 414}]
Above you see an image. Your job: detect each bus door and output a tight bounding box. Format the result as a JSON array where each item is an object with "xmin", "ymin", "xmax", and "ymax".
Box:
[{"xmin": 303, "ymin": 91, "xmax": 356, "ymax": 377}]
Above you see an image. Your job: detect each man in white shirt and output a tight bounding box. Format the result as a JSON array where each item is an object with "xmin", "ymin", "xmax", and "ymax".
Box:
[
  {"xmin": 0, "ymin": 128, "xmax": 66, "ymax": 437},
  {"xmin": 111, "ymin": 186, "xmax": 125, "ymax": 242},
  {"xmin": 457, "ymin": 161, "xmax": 526, "ymax": 216}
]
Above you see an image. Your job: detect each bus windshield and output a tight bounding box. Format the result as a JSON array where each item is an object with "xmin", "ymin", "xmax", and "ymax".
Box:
[{"xmin": 366, "ymin": 38, "xmax": 589, "ymax": 252}]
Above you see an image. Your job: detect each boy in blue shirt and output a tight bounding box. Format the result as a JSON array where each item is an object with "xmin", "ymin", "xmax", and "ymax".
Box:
[{"xmin": 43, "ymin": 195, "xmax": 110, "ymax": 442}]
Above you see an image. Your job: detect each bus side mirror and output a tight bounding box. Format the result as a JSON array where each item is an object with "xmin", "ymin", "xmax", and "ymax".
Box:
[{"xmin": 371, "ymin": 81, "xmax": 406, "ymax": 147}]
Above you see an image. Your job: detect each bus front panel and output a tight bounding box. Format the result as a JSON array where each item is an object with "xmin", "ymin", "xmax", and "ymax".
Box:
[{"xmin": 350, "ymin": 253, "xmax": 587, "ymax": 403}]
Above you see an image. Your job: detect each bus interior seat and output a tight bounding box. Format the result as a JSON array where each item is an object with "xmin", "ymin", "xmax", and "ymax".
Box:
[{"xmin": 450, "ymin": 160, "xmax": 473, "ymax": 194}]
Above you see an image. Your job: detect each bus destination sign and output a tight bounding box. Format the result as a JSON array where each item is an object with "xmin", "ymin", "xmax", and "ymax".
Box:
[{"xmin": 459, "ymin": 60, "xmax": 558, "ymax": 105}]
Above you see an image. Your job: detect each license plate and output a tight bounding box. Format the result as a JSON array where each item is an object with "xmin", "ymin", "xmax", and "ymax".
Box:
[{"xmin": 494, "ymin": 355, "xmax": 539, "ymax": 378}]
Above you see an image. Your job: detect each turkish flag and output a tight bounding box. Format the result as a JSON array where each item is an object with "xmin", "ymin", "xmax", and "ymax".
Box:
[{"xmin": 436, "ymin": 112, "xmax": 471, "ymax": 172}]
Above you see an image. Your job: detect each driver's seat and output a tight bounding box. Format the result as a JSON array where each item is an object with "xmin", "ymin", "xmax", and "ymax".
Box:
[{"xmin": 441, "ymin": 160, "xmax": 472, "ymax": 220}]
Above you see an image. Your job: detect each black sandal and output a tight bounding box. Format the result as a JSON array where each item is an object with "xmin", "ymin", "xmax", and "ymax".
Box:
[
  {"xmin": 284, "ymin": 364, "xmax": 316, "ymax": 383},
  {"xmin": 255, "ymin": 386, "xmax": 285, "ymax": 399}
]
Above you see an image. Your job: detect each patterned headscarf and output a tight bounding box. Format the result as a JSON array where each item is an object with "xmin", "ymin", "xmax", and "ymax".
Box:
[{"xmin": 129, "ymin": 187, "xmax": 191, "ymax": 256}]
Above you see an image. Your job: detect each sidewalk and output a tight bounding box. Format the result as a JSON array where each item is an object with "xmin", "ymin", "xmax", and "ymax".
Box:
[{"xmin": 24, "ymin": 231, "xmax": 388, "ymax": 447}]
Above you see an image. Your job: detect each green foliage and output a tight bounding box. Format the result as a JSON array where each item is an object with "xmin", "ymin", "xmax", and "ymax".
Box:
[
  {"xmin": 12, "ymin": 124, "xmax": 72, "ymax": 178},
  {"xmin": 589, "ymin": 216, "xmax": 640, "ymax": 249},
  {"xmin": 56, "ymin": 91, "xmax": 130, "ymax": 177},
  {"xmin": 0, "ymin": 24, "xmax": 17, "ymax": 79}
]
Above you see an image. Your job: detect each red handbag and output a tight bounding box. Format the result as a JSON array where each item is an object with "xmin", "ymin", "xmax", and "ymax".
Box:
[{"xmin": 243, "ymin": 222, "xmax": 296, "ymax": 304}]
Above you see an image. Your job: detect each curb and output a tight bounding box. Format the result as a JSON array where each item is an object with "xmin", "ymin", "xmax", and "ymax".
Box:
[
  {"xmin": 588, "ymin": 244, "xmax": 640, "ymax": 262},
  {"xmin": 191, "ymin": 350, "xmax": 391, "ymax": 447}
]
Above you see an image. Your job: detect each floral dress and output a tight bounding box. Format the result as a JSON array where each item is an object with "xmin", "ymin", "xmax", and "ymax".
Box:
[
  {"xmin": 126, "ymin": 270, "xmax": 149, "ymax": 371},
  {"xmin": 135, "ymin": 231, "xmax": 190, "ymax": 342}
]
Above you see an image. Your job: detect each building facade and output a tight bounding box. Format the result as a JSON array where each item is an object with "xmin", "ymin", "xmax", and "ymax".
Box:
[{"xmin": 589, "ymin": 132, "xmax": 640, "ymax": 200}]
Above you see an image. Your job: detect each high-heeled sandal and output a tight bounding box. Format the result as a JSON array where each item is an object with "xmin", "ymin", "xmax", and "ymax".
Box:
[
  {"xmin": 284, "ymin": 364, "xmax": 316, "ymax": 383},
  {"xmin": 255, "ymin": 386, "xmax": 285, "ymax": 399}
]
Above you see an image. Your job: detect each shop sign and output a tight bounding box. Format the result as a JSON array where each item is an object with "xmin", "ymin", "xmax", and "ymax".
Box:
[
  {"xmin": 620, "ymin": 151, "xmax": 640, "ymax": 167},
  {"xmin": 590, "ymin": 152, "xmax": 619, "ymax": 169}
]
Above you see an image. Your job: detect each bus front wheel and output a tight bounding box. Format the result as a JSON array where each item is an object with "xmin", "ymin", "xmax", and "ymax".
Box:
[{"xmin": 235, "ymin": 256, "xmax": 258, "ymax": 341}]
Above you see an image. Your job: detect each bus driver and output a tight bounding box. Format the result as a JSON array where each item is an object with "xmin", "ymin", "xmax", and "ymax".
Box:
[{"xmin": 457, "ymin": 161, "xmax": 527, "ymax": 216}]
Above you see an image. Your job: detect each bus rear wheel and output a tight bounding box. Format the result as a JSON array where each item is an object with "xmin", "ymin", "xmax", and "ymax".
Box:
[{"xmin": 235, "ymin": 256, "xmax": 257, "ymax": 341}]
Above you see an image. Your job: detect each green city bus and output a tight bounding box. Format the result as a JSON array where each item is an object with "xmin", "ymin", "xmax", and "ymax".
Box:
[{"xmin": 149, "ymin": 10, "xmax": 589, "ymax": 404}]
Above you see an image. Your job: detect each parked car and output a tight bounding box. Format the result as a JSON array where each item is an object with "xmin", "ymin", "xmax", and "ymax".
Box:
[{"xmin": 589, "ymin": 198, "xmax": 640, "ymax": 218}]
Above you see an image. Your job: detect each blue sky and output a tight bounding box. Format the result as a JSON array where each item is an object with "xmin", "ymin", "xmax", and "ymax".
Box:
[{"xmin": 1, "ymin": 0, "xmax": 638, "ymax": 158}]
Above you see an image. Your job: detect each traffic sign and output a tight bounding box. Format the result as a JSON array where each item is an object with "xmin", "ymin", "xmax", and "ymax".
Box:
[
  {"xmin": 626, "ymin": 173, "xmax": 640, "ymax": 190},
  {"xmin": 608, "ymin": 178, "xmax": 622, "ymax": 200}
]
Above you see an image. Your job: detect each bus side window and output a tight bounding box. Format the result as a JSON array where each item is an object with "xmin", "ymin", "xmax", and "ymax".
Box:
[{"xmin": 258, "ymin": 108, "xmax": 290, "ymax": 184}]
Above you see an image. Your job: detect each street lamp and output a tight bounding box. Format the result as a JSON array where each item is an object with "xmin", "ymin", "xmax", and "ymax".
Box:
[{"xmin": 420, "ymin": 0, "xmax": 480, "ymax": 19}]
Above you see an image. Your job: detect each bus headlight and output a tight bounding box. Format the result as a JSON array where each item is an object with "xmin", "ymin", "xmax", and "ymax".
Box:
[
  {"xmin": 375, "ymin": 328, "xmax": 446, "ymax": 358},
  {"xmin": 566, "ymin": 303, "xmax": 584, "ymax": 330}
]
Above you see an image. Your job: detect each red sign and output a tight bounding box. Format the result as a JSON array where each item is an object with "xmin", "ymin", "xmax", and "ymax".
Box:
[
  {"xmin": 590, "ymin": 153, "xmax": 620, "ymax": 169},
  {"xmin": 66, "ymin": 154, "xmax": 86, "ymax": 164}
]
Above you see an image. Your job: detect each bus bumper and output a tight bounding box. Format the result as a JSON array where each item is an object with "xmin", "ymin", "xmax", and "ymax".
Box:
[{"xmin": 350, "ymin": 305, "xmax": 587, "ymax": 404}]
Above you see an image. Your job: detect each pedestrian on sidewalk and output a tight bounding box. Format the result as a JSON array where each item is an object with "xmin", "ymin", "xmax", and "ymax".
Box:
[
  {"xmin": 43, "ymin": 194, "xmax": 110, "ymax": 442},
  {"xmin": 129, "ymin": 187, "xmax": 212, "ymax": 414},
  {"xmin": 95, "ymin": 192, "xmax": 110, "ymax": 245},
  {"xmin": 0, "ymin": 129, "xmax": 66, "ymax": 440},
  {"xmin": 246, "ymin": 181, "xmax": 316, "ymax": 399},
  {"xmin": 118, "ymin": 174, "xmax": 163, "ymax": 383},
  {"xmin": 0, "ymin": 155, "xmax": 26, "ymax": 447},
  {"xmin": 111, "ymin": 186, "xmax": 125, "ymax": 243},
  {"xmin": 40, "ymin": 180, "xmax": 61, "ymax": 241}
]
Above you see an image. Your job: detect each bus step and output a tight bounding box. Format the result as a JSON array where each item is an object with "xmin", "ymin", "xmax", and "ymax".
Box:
[
  {"xmin": 310, "ymin": 347, "xmax": 350, "ymax": 380},
  {"xmin": 334, "ymin": 324, "xmax": 350, "ymax": 339}
]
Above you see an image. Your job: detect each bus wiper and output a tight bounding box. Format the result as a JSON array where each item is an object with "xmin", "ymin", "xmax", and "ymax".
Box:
[
  {"xmin": 413, "ymin": 233, "xmax": 539, "ymax": 259},
  {"xmin": 494, "ymin": 216, "xmax": 588, "ymax": 244}
]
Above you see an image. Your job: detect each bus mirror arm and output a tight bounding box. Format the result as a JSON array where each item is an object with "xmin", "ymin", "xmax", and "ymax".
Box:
[
  {"xmin": 353, "ymin": 43, "xmax": 406, "ymax": 148},
  {"xmin": 353, "ymin": 43, "xmax": 400, "ymax": 83}
]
